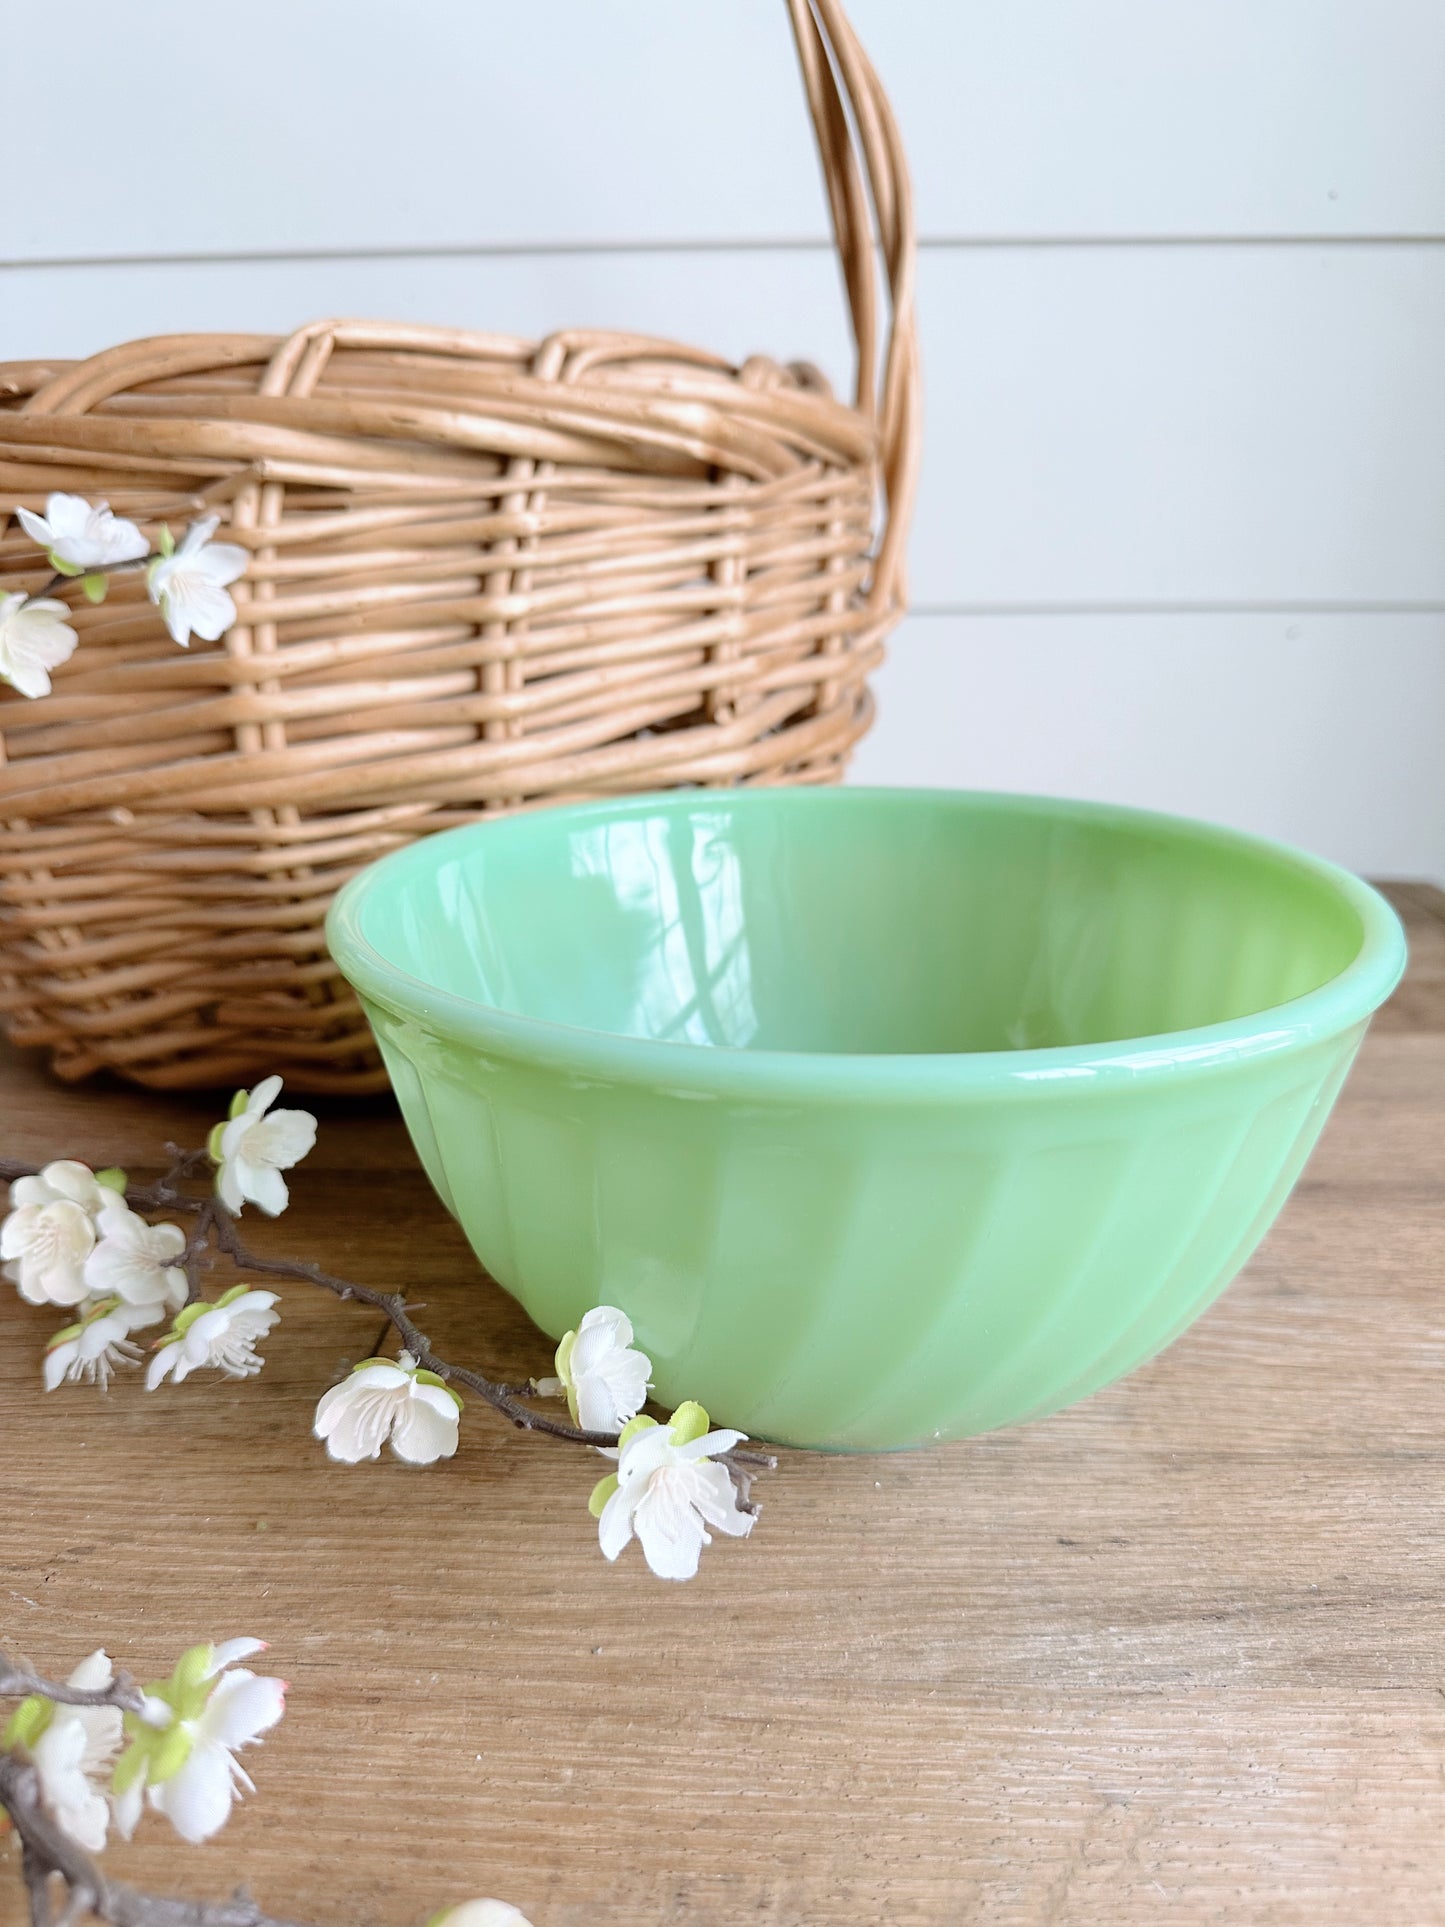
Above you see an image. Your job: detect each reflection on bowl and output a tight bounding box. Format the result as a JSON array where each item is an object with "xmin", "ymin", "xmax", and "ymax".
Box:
[{"xmin": 327, "ymin": 789, "xmax": 1406, "ymax": 1450}]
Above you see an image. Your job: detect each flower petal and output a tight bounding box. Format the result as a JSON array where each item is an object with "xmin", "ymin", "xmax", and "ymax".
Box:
[
  {"xmin": 66, "ymin": 1650, "xmax": 113, "ymax": 1692},
  {"xmin": 44, "ymin": 1340, "xmax": 78, "ymax": 1390},
  {"xmin": 596, "ymin": 1483, "xmax": 639, "ymax": 1563},
  {"xmin": 181, "ymin": 578, "xmax": 238, "ymax": 644},
  {"xmin": 438, "ymin": 1904, "xmax": 535, "ymax": 1927},
  {"xmin": 197, "ymin": 541, "xmax": 248, "ymax": 586},
  {"xmin": 682, "ymin": 1459, "xmax": 755, "ymax": 1538},
  {"xmin": 247, "ymin": 1075, "xmax": 283, "ymax": 1117},
  {"xmin": 149, "ymin": 1739, "xmax": 236, "ymax": 1844},
  {"xmin": 111, "ymin": 1772, "xmax": 145, "ymax": 1840},
  {"xmin": 674, "ymin": 1427, "xmax": 747, "ymax": 1463},
  {"xmin": 216, "ymin": 1155, "xmax": 246, "ymax": 1214},
  {"xmin": 32, "ymin": 1713, "xmax": 110, "ymax": 1851},
  {"xmin": 574, "ymin": 1348, "xmax": 651, "ymax": 1434},
  {"xmin": 0, "ymin": 1205, "xmax": 35, "ymax": 1259},
  {"xmin": 247, "ymin": 1108, "xmax": 317, "ymax": 1170},
  {"xmin": 571, "ymin": 1305, "xmax": 635, "ymax": 1367},
  {"xmin": 43, "ymin": 1161, "xmax": 105, "ymax": 1209},
  {"xmin": 314, "ymin": 1379, "xmax": 404, "ymax": 1460},
  {"xmin": 237, "ymin": 1158, "xmax": 289, "ymax": 1217},
  {"xmin": 205, "ymin": 1638, "xmax": 267, "ymax": 1675},
  {"xmin": 180, "ymin": 515, "xmax": 221, "ymax": 555},
  {"xmin": 632, "ymin": 1476, "xmax": 708, "ymax": 1581},
  {"xmin": 390, "ymin": 1384, "xmax": 460, "ymax": 1464},
  {"xmin": 145, "ymin": 1342, "xmax": 184, "ymax": 1390},
  {"xmin": 199, "ymin": 1668, "xmax": 285, "ymax": 1747}
]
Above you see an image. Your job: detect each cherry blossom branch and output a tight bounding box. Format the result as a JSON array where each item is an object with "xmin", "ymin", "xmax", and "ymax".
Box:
[
  {"xmin": 0, "ymin": 1154, "xmax": 775, "ymax": 1488},
  {"xmin": 0, "ymin": 1654, "xmax": 314, "ymax": 1927},
  {"xmin": 2, "ymin": 499, "xmax": 245, "ymax": 697},
  {"xmin": 21, "ymin": 553, "xmax": 157, "ymax": 603},
  {"xmin": 0, "ymin": 1749, "xmax": 309, "ymax": 1927},
  {"xmin": 0, "ymin": 1646, "xmax": 530, "ymax": 1927},
  {"xmin": 0, "ymin": 1665, "xmax": 145, "ymax": 1719}
]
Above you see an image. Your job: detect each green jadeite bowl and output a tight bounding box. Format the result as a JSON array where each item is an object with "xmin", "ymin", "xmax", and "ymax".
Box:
[{"xmin": 326, "ymin": 788, "xmax": 1406, "ymax": 1450}]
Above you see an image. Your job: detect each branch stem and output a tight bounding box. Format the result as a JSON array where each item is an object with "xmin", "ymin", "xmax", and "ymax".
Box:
[
  {"xmin": 0, "ymin": 1155, "xmax": 777, "ymax": 1480},
  {"xmin": 0, "ymin": 1746, "xmax": 312, "ymax": 1927}
]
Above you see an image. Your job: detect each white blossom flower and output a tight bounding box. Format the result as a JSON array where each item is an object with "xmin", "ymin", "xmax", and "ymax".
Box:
[
  {"xmin": 17, "ymin": 492, "xmax": 149, "ymax": 571},
  {"xmin": 1, "ymin": 1650, "xmax": 123, "ymax": 1852},
  {"xmin": 146, "ymin": 515, "xmax": 247, "ymax": 647},
  {"xmin": 0, "ymin": 592, "xmax": 79, "ymax": 699},
  {"xmin": 146, "ymin": 1287, "xmax": 280, "ymax": 1389},
  {"xmin": 539, "ymin": 1305, "xmax": 651, "ymax": 1435},
  {"xmin": 8, "ymin": 1159, "xmax": 110, "ymax": 1217},
  {"xmin": 210, "ymin": 1075, "xmax": 317, "ymax": 1217},
  {"xmin": 114, "ymin": 1638, "xmax": 286, "ymax": 1845},
  {"xmin": 2, "ymin": 1159, "xmax": 109, "ymax": 1305},
  {"xmin": 591, "ymin": 1401, "xmax": 754, "ymax": 1582},
  {"xmin": 314, "ymin": 1349, "xmax": 462, "ymax": 1465},
  {"xmin": 44, "ymin": 1297, "xmax": 160, "ymax": 1391},
  {"xmin": 430, "ymin": 1904, "xmax": 535, "ymax": 1927},
  {"xmin": 83, "ymin": 1197, "xmax": 188, "ymax": 1312}
]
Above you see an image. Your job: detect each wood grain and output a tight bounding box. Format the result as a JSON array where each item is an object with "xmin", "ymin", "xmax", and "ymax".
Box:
[{"xmin": 1, "ymin": 886, "xmax": 1442, "ymax": 1925}]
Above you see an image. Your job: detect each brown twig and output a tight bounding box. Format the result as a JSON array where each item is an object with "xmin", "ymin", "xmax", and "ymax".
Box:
[
  {"xmin": 0, "ymin": 1154, "xmax": 777, "ymax": 1487},
  {"xmin": 0, "ymin": 1749, "xmax": 311, "ymax": 1927},
  {"xmin": 0, "ymin": 1665, "xmax": 145, "ymax": 1719},
  {"xmin": 0, "ymin": 1125, "xmax": 780, "ymax": 1920},
  {"xmin": 21, "ymin": 551, "xmax": 164, "ymax": 607}
]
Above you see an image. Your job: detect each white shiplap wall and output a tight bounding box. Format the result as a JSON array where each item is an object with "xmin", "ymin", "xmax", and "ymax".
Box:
[{"xmin": 3, "ymin": 0, "xmax": 1442, "ymax": 879}]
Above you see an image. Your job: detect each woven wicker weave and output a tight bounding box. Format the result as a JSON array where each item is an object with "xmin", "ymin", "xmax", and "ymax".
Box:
[{"xmin": 0, "ymin": 0, "xmax": 918, "ymax": 1093}]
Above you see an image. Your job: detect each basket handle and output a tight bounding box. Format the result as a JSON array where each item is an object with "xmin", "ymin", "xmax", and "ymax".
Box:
[{"xmin": 786, "ymin": 0, "xmax": 920, "ymax": 609}]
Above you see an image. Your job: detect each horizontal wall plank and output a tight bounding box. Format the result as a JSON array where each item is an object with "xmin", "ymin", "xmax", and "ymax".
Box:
[
  {"xmin": 850, "ymin": 611, "xmax": 1445, "ymax": 884},
  {"xmin": 2, "ymin": 0, "xmax": 1443, "ymax": 264},
  {"xmin": 883, "ymin": 0, "xmax": 1445, "ymax": 243},
  {"xmin": 5, "ymin": 244, "xmax": 1443, "ymax": 607},
  {"xmin": 913, "ymin": 242, "xmax": 1445, "ymax": 607}
]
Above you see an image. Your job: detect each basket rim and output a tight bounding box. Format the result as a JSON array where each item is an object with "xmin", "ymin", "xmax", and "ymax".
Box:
[{"xmin": 325, "ymin": 786, "xmax": 1407, "ymax": 1105}]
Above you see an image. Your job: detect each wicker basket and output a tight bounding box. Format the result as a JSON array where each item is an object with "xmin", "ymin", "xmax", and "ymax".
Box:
[{"xmin": 0, "ymin": 0, "xmax": 918, "ymax": 1094}]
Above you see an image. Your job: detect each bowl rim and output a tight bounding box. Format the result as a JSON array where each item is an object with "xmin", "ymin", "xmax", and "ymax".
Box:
[{"xmin": 325, "ymin": 788, "xmax": 1408, "ymax": 1102}]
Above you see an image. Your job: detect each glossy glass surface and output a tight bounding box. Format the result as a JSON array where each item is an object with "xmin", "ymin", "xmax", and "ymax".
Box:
[{"xmin": 328, "ymin": 789, "xmax": 1406, "ymax": 1449}]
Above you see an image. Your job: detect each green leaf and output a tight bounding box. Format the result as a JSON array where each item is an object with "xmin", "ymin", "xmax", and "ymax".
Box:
[
  {"xmin": 617, "ymin": 1414, "xmax": 658, "ymax": 1450},
  {"xmin": 667, "ymin": 1400, "xmax": 711, "ymax": 1447},
  {"xmin": 2, "ymin": 1696, "xmax": 53, "ymax": 1752},
  {"xmin": 207, "ymin": 1120, "xmax": 227, "ymax": 1163},
  {"xmin": 49, "ymin": 552, "xmax": 84, "ymax": 577},
  {"xmin": 172, "ymin": 1643, "xmax": 214, "ymax": 1694},
  {"xmin": 112, "ymin": 1737, "xmax": 149, "ymax": 1795},
  {"xmin": 153, "ymin": 1644, "xmax": 216, "ymax": 1725},
  {"xmin": 554, "ymin": 1328, "xmax": 577, "ymax": 1387},
  {"xmin": 149, "ymin": 1719, "xmax": 194, "ymax": 1784},
  {"xmin": 157, "ymin": 524, "xmax": 175, "ymax": 558},
  {"xmin": 413, "ymin": 1367, "xmax": 464, "ymax": 1409},
  {"xmin": 588, "ymin": 1473, "xmax": 619, "ymax": 1518},
  {"xmin": 228, "ymin": 1087, "xmax": 250, "ymax": 1120},
  {"xmin": 94, "ymin": 1167, "xmax": 127, "ymax": 1193},
  {"xmin": 170, "ymin": 1302, "xmax": 208, "ymax": 1338},
  {"xmin": 81, "ymin": 572, "xmax": 108, "ymax": 603}
]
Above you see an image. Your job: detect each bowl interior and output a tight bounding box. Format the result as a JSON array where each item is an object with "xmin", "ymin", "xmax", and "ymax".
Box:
[{"xmin": 350, "ymin": 792, "xmax": 1370, "ymax": 1056}]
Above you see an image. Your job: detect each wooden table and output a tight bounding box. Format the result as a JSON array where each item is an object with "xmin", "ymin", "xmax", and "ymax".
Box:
[{"xmin": 3, "ymin": 887, "xmax": 1443, "ymax": 1927}]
